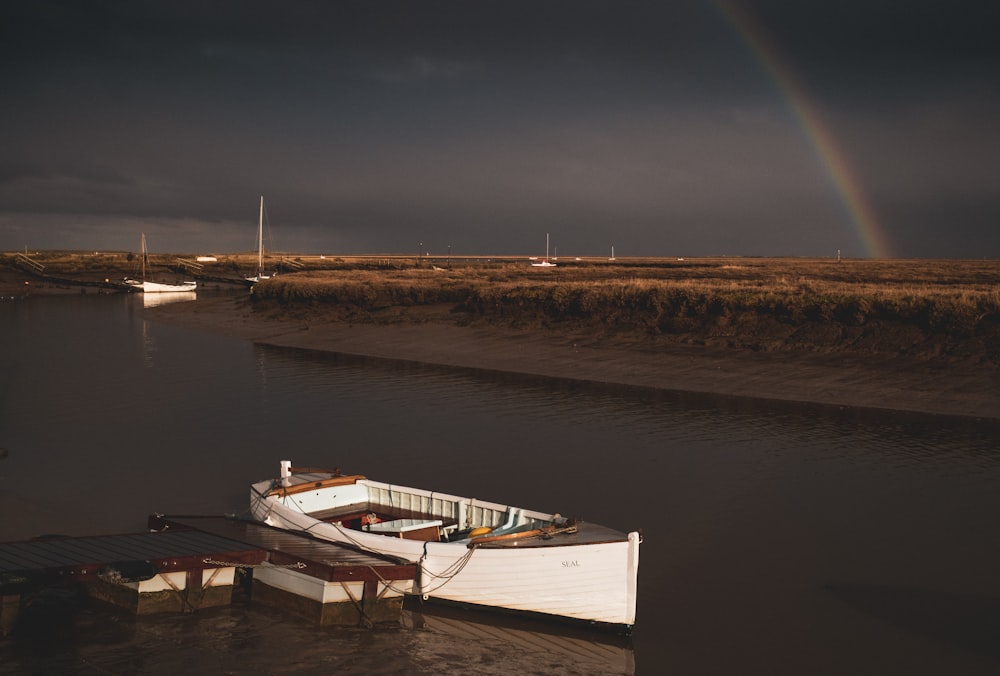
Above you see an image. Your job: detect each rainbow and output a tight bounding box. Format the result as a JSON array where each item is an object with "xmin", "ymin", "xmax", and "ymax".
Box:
[{"xmin": 716, "ymin": 1, "xmax": 891, "ymax": 258}]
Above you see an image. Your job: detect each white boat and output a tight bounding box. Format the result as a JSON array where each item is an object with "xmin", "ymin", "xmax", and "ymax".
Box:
[
  {"xmin": 250, "ymin": 461, "xmax": 641, "ymax": 631},
  {"xmin": 530, "ymin": 233, "xmax": 557, "ymax": 267},
  {"xmin": 123, "ymin": 233, "xmax": 198, "ymax": 293},
  {"xmin": 246, "ymin": 195, "xmax": 276, "ymax": 283}
]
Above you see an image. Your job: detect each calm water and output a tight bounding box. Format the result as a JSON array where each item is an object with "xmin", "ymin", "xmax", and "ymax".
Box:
[{"xmin": 2, "ymin": 292, "xmax": 999, "ymax": 675}]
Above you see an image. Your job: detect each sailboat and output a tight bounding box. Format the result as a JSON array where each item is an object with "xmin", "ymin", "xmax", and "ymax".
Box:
[
  {"xmin": 123, "ymin": 233, "xmax": 197, "ymax": 293},
  {"xmin": 530, "ymin": 233, "xmax": 557, "ymax": 267},
  {"xmin": 246, "ymin": 195, "xmax": 275, "ymax": 283}
]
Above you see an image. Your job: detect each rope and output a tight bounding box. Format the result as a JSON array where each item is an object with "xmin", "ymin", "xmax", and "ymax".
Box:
[
  {"xmin": 405, "ymin": 541, "xmax": 478, "ymax": 596},
  {"xmin": 160, "ymin": 572, "xmax": 198, "ymax": 613},
  {"xmin": 249, "ymin": 483, "xmax": 276, "ymax": 522},
  {"xmin": 337, "ymin": 580, "xmax": 375, "ymax": 629},
  {"xmin": 252, "ymin": 490, "xmax": 479, "ymax": 597},
  {"xmin": 362, "ymin": 565, "xmax": 412, "ymax": 597},
  {"xmin": 273, "ymin": 515, "xmax": 478, "ymax": 597}
]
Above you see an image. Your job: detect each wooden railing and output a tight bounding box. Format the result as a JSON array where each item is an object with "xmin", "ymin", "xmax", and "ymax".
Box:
[{"xmin": 14, "ymin": 253, "xmax": 44, "ymax": 274}]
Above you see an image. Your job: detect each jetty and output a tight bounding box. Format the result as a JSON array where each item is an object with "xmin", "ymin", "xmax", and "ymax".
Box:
[{"xmin": 0, "ymin": 514, "xmax": 417, "ymax": 636}]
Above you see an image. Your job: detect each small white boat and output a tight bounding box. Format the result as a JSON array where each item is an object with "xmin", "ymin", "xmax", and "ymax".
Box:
[
  {"xmin": 246, "ymin": 195, "xmax": 276, "ymax": 283},
  {"xmin": 123, "ymin": 233, "xmax": 198, "ymax": 293},
  {"xmin": 127, "ymin": 279, "xmax": 198, "ymax": 293},
  {"xmin": 250, "ymin": 461, "xmax": 641, "ymax": 631},
  {"xmin": 530, "ymin": 233, "xmax": 557, "ymax": 267}
]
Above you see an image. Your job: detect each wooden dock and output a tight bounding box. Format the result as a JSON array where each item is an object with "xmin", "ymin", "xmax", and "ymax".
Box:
[
  {"xmin": 150, "ymin": 514, "xmax": 419, "ymax": 626},
  {"xmin": 1, "ymin": 515, "xmax": 418, "ymax": 635}
]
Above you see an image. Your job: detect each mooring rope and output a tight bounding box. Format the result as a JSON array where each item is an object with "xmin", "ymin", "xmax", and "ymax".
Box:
[
  {"xmin": 248, "ymin": 483, "xmax": 574, "ymax": 599},
  {"xmin": 362, "ymin": 565, "xmax": 412, "ymax": 596}
]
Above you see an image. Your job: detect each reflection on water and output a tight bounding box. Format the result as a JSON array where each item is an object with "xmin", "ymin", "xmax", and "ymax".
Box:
[
  {"xmin": 141, "ymin": 290, "xmax": 197, "ymax": 308},
  {"xmin": 254, "ymin": 343, "xmax": 1000, "ymax": 478},
  {"xmin": 0, "ymin": 591, "xmax": 633, "ymax": 676},
  {"xmin": 1, "ymin": 294, "xmax": 999, "ymax": 675},
  {"xmin": 401, "ymin": 603, "xmax": 635, "ymax": 674}
]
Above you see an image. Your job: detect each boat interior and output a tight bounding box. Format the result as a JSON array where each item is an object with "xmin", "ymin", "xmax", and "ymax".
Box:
[{"xmin": 266, "ymin": 471, "xmax": 594, "ymax": 546}]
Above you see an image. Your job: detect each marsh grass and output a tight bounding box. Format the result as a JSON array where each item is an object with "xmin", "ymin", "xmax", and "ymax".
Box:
[
  {"xmin": 5, "ymin": 252, "xmax": 998, "ymax": 361},
  {"xmin": 4, "ymin": 251, "xmax": 252, "ymax": 275},
  {"xmin": 250, "ymin": 259, "xmax": 1000, "ymax": 361}
]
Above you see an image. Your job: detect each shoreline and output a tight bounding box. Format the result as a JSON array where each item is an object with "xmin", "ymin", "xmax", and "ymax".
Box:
[{"xmin": 151, "ymin": 294, "xmax": 1000, "ymax": 422}]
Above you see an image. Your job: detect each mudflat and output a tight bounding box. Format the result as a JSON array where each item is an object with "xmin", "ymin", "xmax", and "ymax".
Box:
[
  {"xmin": 151, "ymin": 293, "xmax": 1000, "ymax": 421},
  {"xmin": 6, "ymin": 252, "xmax": 998, "ymax": 420}
]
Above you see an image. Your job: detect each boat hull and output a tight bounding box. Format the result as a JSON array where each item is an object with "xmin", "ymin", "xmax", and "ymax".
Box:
[
  {"xmin": 250, "ymin": 474, "xmax": 640, "ymax": 630},
  {"xmin": 125, "ymin": 278, "xmax": 198, "ymax": 293}
]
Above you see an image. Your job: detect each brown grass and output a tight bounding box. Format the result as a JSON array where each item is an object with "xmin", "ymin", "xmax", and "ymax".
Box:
[
  {"xmin": 245, "ymin": 258, "xmax": 1000, "ymax": 363},
  {"xmin": 4, "ymin": 252, "xmax": 998, "ymax": 363}
]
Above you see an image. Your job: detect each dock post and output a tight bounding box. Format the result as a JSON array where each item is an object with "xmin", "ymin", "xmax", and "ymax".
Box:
[
  {"xmin": 86, "ymin": 566, "xmax": 239, "ymax": 615},
  {"xmin": 1, "ymin": 594, "xmax": 19, "ymax": 637},
  {"xmin": 251, "ymin": 563, "xmax": 409, "ymax": 627}
]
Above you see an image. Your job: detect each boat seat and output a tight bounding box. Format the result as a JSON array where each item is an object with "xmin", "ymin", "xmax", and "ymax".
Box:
[
  {"xmin": 497, "ymin": 507, "xmax": 523, "ymax": 531},
  {"xmin": 468, "ymin": 509, "xmax": 536, "ymax": 541},
  {"xmin": 365, "ymin": 518, "xmax": 443, "ymax": 541}
]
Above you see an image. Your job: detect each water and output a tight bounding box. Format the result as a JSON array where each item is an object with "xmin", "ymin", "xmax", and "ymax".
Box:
[{"xmin": 2, "ymin": 292, "xmax": 999, "ymax": 675}]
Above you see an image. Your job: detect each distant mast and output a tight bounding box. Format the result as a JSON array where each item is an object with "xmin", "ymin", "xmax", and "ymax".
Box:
[
  {"xmin": 246, "ymin": 195, "xmax": 274, "ymax": 283},
  {"xmin": 256, "ymin": 195, "xmax": 264, "ymax": 278},
  {"xmin": 530, "ymin": 232, "xmax": 557, "ymax": 267}
]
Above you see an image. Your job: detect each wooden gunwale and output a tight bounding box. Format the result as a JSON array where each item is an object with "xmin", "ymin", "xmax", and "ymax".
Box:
[{"xmin": 266, "ymin": 474, "xmax": 366, "ymax": 498}]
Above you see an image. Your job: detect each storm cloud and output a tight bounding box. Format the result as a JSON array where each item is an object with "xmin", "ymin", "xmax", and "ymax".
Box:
[{"xmin": 2, "ymin": 1, "xmax": 997, "ymax": 258}]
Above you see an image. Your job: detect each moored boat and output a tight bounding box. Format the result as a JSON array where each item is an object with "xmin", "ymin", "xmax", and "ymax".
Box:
[
  {"xmin": 123, "ymin": 233, "xmax": 198, "ymax": 293},
  {"xmin": 530, "ymin": 232, "xmax": 557, "ymax": 267},
  {"xmin": 125, "ymin": 279, "xmax": 198, "ymax": 293},
  {"xmin": 250, "ymin": 461, "xmax": 641, "ymax": 632},
  {"xmin": 246, "ymin": 195, "xmax": 276, "ymax": 283}
]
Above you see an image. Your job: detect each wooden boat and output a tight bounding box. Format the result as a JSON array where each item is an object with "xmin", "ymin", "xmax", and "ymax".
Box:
[
  {"xmin": 245, "ymin": 195, "xmax": 276, "ymax": 283},
  {"xmin": 249, "ymin": 461, "xmax": 641, "ymax": 632},
  {"xmin": 123, "ymin": 233, "xmax": 198, "ymax": 293}
]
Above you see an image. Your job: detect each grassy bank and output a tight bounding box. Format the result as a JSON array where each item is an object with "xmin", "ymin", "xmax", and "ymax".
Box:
[
  {"xmin": 0, "ymin": 250, "xmax": 272, "ymax": 293},
  {"xmin": 250, "ymin": 259, "xmax": 1000, "ymax": 363},
  {"xmin": 5, "ymin": 252, "xmax": 998, "ymax": 364}
]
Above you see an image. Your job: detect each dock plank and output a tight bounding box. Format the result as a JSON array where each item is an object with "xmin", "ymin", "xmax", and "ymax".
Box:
[
  {"xmin": 0, "ymin": 530, "xmax": 267, "ymax": 580},
  {"xmin": 2, "ymin": 516, "xmax": 418, "ymax": 588}
]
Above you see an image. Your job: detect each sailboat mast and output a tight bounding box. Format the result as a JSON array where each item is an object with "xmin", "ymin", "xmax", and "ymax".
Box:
[
  {"xmin": 257, "ymin": 196, "xmax": 264, "ymax": 275},
  {"xmin": 140, "ymin": 232, "xmax": 147, "ymax": 281}
]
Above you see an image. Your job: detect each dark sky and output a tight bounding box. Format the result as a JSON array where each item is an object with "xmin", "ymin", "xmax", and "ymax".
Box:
[{"xmin": 2, "ymin": 1, "xmax": 998, "ymax": 258}]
